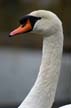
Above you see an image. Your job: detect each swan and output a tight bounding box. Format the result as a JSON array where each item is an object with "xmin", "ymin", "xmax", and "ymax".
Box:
[
  {"xmin": 59, "ymin": 104, "xmax": 71, "ymax": 108},
  {"xmin": 9, "ymin": 10, "xmax": 70, "ymax": 108}
]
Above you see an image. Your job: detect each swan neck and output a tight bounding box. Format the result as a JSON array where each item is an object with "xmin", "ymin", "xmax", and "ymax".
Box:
[{"xmin": 18, "ymin": 31, "xmax": 63, "ymax": 108}]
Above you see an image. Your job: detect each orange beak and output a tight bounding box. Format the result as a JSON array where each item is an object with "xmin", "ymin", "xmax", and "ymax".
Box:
[{"xmin": 9, "ymin": 19, "xmax": 32, "ymax": 37}]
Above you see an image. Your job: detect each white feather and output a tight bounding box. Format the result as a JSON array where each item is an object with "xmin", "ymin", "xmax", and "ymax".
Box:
[
  {"xmin": 59, "ymin": 104, "xmax": 71, "ymax": 108},
  {"xmin": 18, "ymin": 10, "xmax": 64, "ymax": 108}
]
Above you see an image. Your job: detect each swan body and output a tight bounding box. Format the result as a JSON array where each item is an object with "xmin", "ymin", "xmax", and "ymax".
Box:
[
  {"xmin": 10, "ymin": 10, "xmax": 65, "ymax": 108},
  {"xmin": 59, "ymin": 104, "xmax": 71, "ymax": 108}
]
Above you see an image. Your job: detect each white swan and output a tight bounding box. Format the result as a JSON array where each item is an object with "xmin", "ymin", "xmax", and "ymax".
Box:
[
  {"xmin": 59, "ymin": 104, "xmax": 71, "ymax": 108},
  {"xmin": 9, "ymin": 10, "xmax": 70, "ymax": 108}
]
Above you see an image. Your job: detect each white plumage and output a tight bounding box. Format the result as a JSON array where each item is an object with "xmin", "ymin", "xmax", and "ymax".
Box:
[
  {"xmin": 59, "ymin": 104, "xmax": 71, "ymax": 108},
  {"xmin": 17, "ymin": 10, "xmax": 70, "ymax": 108}
]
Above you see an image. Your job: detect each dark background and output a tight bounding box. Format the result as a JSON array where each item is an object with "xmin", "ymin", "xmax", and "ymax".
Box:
[
  {"xmin": 0, "ymin": 0, "xmax": 71, "ymax": 108},
  {"xmin": 0, "ymin": 0, "xmax": 71, "ymax": 52}
]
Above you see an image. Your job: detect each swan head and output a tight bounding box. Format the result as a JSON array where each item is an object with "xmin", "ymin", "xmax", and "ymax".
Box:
[{"xmin": 9, "ymin": 10, "xmax": 62, "ymax": 37}]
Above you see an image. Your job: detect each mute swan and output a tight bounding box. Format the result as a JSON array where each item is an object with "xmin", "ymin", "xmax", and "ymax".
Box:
[
  {"xmin": 59, "ymin": 104, "xmax": 71, "ymax": 108},
  {"xmin": 9, "ymin": 10, "xmax": 70, "ymax": 108}
]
